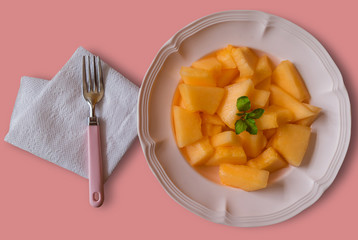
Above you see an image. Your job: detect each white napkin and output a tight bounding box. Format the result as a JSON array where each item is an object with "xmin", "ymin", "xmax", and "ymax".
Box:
[{"xmin": 5, "ymin": 47, "xmax": 139, "ymax": 179}]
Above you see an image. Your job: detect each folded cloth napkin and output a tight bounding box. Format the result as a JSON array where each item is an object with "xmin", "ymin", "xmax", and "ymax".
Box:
[{"xmin": 5, "ymin": 47, "xmax": 139, "ymax": 179}]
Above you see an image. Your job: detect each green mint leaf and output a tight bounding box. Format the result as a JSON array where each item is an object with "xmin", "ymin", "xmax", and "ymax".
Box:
[
  {"xmin": 235, "ymin": 119, "xmax": 247, "ymax": 135},
  {"xmin": 236, "ymin": 96, "xmax": 251, "ymax": 112},
  {"xmin": 247, "ymin": 108, "xmax": 265, "ymax": 119},
  {"xmin": 245, "ymin": 118, "xmax": 258, "ymax": 135},
  {"xmin": 236, "ymin": 112, "xmax": 245, "ymax": 117}
]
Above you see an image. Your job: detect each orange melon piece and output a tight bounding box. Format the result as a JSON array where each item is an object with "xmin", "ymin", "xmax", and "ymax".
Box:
[
  {"xmin": 295, "ymin": 103, "xmax": 322, "ymax": 126},
  {"xmin": 247, "ymin": 147, "xmax": 288, "ymax": 172},
  {"xmin": 173, "ymin": 106, "xmax": 202, "ymax": 148},
  {"xmin": 256, "ymin": 105, "xmax": 293, "ymax": 130},
  {"xmin": 250, "ymin": 89, "xmax": 270, "ymax": 109},
  {"xmin": 206, "ymin": 146, "xmax": 247, "ymax": 166},
  {"xmin": 216, "ymin": 45, "xmax": 236, "ymax": 69},
  {"xmin": 178, "ymin": 83, "xmax": 225, "ymax": 114},
  {"xmin": 272, "ymin": 60, "xmax": 310, "ymax": 102},
  {"xmin": 239, "ymin": 130, "xmax": 267, "ymax": 158},
  {"xmin": 172, "ymin": 87, "xmax": 181, "ymax": 106},
  {"xmin": 271, "ymin": 124, "xmax": 311, "ymax": 167},
  {"xmin": 263, "ymin": 128, "xmax": 277, "ymax": 140},
  {"xmin": 255, "ymin": 110, "xmax": 277, "ymax": 130},
  {"xmin": 178, "ymin": 97, "xmax": 187, "ymax": 109},
  {"xmin": 216, "ymin": 79, "xmax": 255, "ymax": 129},
  {"xmin": 231, "ymin": 47, "xmax": 258, "ymax": 77},
  {"xmin": 252, "ymin": 55, "xmax": 273, "ymax": 85},
  {"xmin": 192, "ymin": 57, "xmax": 222, "ymax": 77},
  {"xmin": 219, "ymin": 164, "xmax": 269, "ymax": 191},
  {"xmin": 270, "ymin": 84, "xmax": 315, "ymax": 121},
  {"xmin": 255, "ymin": 77, "xmax": 271, "ymax": 91},
  {"xmin": 201, "ymin": 113, "xmax": 225, "ymax": 126},
  {"xmin": 232, "ymin": 76, "xmax": 252, "ymax": 84},
  {"xmin": 180, "ymin": 66, "xmax": 216, "ymax": 87},
  {"xmin": 202, "ymin": 123, "xmax": 222, "ymax": 137},
  {"xmin": 271, "ymin": 105, "xmax": 294, "ymax": 125},
  {"xmin": 210, "ymin": 131, "xmax": 241, "ymax": 147},
  {"xmin": 217, "ymin": 68, "xmax": 239, "ymax": 87},
  {"xmin": 184, "ymin": 137, "xmax": 214, "ymax": 166}
]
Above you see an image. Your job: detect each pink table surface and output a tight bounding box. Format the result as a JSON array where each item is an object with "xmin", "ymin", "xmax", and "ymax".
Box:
[{"xmin": 1, "ymin": 0, "xmax": 357, "ymax": 239}]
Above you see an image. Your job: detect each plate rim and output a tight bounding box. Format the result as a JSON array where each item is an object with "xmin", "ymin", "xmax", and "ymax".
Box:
[{"xmin": 137, "ymin": 10, "xmax": 351, "ymax": 227}]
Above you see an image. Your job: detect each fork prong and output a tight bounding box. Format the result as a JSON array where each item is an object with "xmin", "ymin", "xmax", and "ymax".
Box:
[
  {"xmin": 87, "ymin": 56, "xmax": 92, "ymax": 91},
  {"xmin": 98, "ymin": 57, "xmax": 103, "ymax": 93},
  {"xmin": 82, "ymin": 56, "xmax": 88, "ymax": 94},
  {"xmin": 93, "ymin": 56, "xmax": 98, "ymax": 92}
]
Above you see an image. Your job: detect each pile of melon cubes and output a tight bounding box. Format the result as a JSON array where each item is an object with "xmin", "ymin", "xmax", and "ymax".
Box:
[{"xmin": 172, "ymin": 45, "xmax": 321, "ymax": 191}]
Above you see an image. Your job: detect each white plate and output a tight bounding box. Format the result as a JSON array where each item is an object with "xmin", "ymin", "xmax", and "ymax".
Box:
[{"xmin": 137, "ymin": 10, "xmax": 351, "ymax": 227}]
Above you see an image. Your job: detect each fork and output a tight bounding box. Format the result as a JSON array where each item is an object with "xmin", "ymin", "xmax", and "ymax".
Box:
[{"xmin": 82, "ymin": 55, "xmax": 105, "ymax": 207}]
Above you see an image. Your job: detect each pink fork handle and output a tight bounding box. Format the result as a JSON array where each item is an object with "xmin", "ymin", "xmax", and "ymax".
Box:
[{"xmin": 88, "ymin": 125, "xmax": 104, "ymax": 207}]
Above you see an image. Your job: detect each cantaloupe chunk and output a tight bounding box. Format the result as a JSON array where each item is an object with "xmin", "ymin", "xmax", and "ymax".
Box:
[
  {"xmin": 211, "ymin": 131, "xmax": 241, "ymax": 147},
  {"xmin": 206, "ymin": 146, "xmax": 247, "ymax": 166},
  {"xmin": 230, "ymin": 81, "xmax": 270, "ymax": 110},
  {"xmin": 219, "ymin": 164, "xmax": 269, "ymax": 191},
  {"xmin": 217, "ymin": 68, "xmax": 239, "ymax": 87},
  {"xmin": 192, "ymin": 57, "xmax": 222, "ymax": 77},
  {"xmin": 231, "ymin": 47, "xmax": 258, "ymax": 77},
  {"xmin": 173, "ymin": 106, "xmax": 202, "ymax": 148},
  {"xmin": 216, "ymin": 79, "xmax": 255, "ymax": 129},
  {"xmin": 185, "ymin": 137, "xmax": 214, "ymax": 166},
  {"xmin": 216, "ymin": 45, "xmax": 236, "ymax": 69},
  {"xmin": 263, "ymin": 128, "xmax": 277, "ymax": 140},
  {"xmin": 266, "ymin": 135, "xmax": 274, "ymax": 149},
  {"xmin": 239, "ymin": 130, "xmax": 267, "ymax": 158},
  {"xmin": 271, "ymin": 124, "xmax": 311, "ymax": 167},
  {"xmin": 202, "ymin": 123, "xmax": 222, "ymax": 137},
  {"xmin": 247, "ymin": 147, "xmax": 288, "ymax": 172},
  {"xmin": 180, "ymin": 66, "xmax": 216, "ymax": 87},
  {"xmin": 233, "ymin": 76, "xmax": 252, "ymax": 84},
  {"xmin": 295, "ymin": 103, "xmax": 322, "ymax": 126},
  {"xmin": 178, "ymin": 96, "xmax": 187, "ymax": 109},
  {"xmin": 201, "ymin": 113, "xmax": 225, "ymax": 126},
  {"xmin": 172, "ymin": 87, "xmax": 181, "ymax": 106},
  {"xmin": 250, "ymin": 89, "xmax": 270, "ymax": 109},
  {"xmin": 272, "ymin": 60, "xmax": 310, "ymax": 102},
  {"xmin": 255, "ymin": 110, "xmax": 277, "ymax": 130},
  {"xmin": 271, "ymin": 105, "xmax": 294, "ymax": 125},
  {"xmin": 256, "ymin": 105, "xmax": 293, "ymax": 130},
  {"xmin": 252, "ymin": 55, "xmax": 273, "ymax": 85},
  {"xmin": 255, "ymin": 77, "xmax": 271, "ymax": 91},
  {"xmin": 178, "ymin": 83, "xmax": 225, "ymax": 114},
  {"xmin": 270, "ymin": 84, "xmax": 315, "ymax": 121}
]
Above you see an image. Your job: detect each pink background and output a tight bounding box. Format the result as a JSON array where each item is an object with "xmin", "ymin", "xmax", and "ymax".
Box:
[{"xmin": 0, "ymin": 0, "xmax": 357, "ymax": 239}]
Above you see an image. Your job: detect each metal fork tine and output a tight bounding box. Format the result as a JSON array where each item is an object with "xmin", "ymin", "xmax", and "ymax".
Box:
[
  {"xmin": 98, "ymin": 57, "xmax": 103, "ymax": 93},
  {"xmin": 82, "ymin": 56, "xmax": 88, "ymax": 93},
  {"xmin": 87, "ymin": 56, "xmax": 92, "ymax": 92},
  {"xmin": 93, "ymin": 56, "xmax": 98, "ymax": 92}
]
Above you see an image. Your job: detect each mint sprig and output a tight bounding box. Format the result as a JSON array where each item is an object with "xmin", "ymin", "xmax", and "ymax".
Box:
[{"xmin": 235, "ymin": 96, "xmax": 264, "ymax": 135}]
